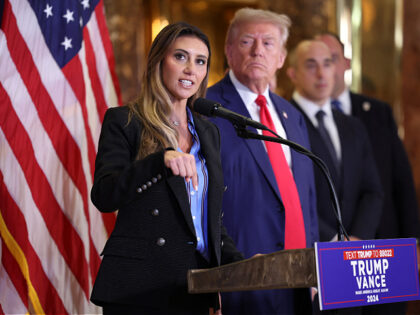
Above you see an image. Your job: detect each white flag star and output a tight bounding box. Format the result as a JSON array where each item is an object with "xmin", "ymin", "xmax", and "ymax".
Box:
[
  {"xmin": 44, "ymin": 4, "xmax": 53, "ymax": 18},
  {"xmin": 61, "ymin": 36, "xmax": 73, "ymax": 50},
  {"xmin": 63, "ymin": 9, "xmax": 75, "ymax": 23},
  {"xmin": 81, "ymin": 0, "xmax": 90, "ymax": 9}
]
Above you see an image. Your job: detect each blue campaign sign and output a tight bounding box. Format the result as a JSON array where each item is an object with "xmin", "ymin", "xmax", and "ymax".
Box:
[{"xmin": 315, "ymin": 238, "xmax": 420, "ymax": 310}]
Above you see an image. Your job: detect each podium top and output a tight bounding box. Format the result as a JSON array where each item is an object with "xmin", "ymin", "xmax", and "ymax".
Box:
[{"xmin": 188, "ymin": 248, "xmax": 317, "ymax": 293}]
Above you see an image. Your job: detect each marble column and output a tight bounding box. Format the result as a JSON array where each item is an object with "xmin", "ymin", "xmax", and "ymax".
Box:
[
  {"xmin": 103, "ymin": 0, "xmax": 147, "ymax": 104},
  {"xmin": 402, "ymin": 1, "xmax": 420, "ymax": 311},
  {"xmin": 402, "ymin": 0, "xmax": 420, "ymax": 211}
]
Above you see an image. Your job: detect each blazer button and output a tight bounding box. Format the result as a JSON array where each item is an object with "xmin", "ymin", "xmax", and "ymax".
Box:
[
  {"xmin": 157, "ymin": 238, "xmax": 166, "ymax": 246},
  {"xmin": 142, "ymin": 184, "xmax": 147, "ymax": 190},
  {"xmin": 136, "ymin": 187, "xmax": 142, "ymax": 193},
  {"xmin": 147, "ymin": 181, "xmax": 152, "ymax": 187},
  {"xmin": 151, "ymin": 209, "xmax": 159, "ymax": 216},
  {"xmin": 152, "ymin": 177, "xmax": 158, "ymax": 183}
]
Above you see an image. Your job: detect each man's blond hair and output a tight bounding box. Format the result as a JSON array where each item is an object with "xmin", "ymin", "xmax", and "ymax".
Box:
[{"xmin": 225, "ymin": 7, "xmax": 291, "ymax": 48}]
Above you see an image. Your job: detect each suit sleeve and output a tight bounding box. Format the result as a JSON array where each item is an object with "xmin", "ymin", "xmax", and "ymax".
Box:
[
  {"xmin": 91, "ymin": 107, "xmax": 171, "ymax": 212},
  {"xmin": 350, "ymin": 122, "xmax": 384, "ymax": 239}
]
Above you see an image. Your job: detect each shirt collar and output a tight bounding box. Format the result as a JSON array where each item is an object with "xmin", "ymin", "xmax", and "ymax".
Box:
[
  {"xmin": 293, "ymin": 91, "xmax": 333, "ymax": 126},
  {"xmin": 229, "ymin": 70, "xmax": 270, "ymax": 107},
  {"xmin": 335, "ymin": 88, "xmax": 352, "ymax": 115}
]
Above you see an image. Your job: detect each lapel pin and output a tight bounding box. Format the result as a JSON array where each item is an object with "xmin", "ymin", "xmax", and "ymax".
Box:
[
  {"xmin": 362, "ymin": 102, "xmax": 371, "ymax": 111},
  {"xmin": 282, "ymin": 111, "xmax": 288, "ymax": 119}
]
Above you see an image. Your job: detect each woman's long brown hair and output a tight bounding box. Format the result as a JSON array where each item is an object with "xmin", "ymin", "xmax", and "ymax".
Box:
[{"xmin": 128, "ymin": 22, "xmax": 211, "ymax": 159}]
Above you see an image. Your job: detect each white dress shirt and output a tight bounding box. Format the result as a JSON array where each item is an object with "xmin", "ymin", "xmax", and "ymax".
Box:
[
  {"xmin": 229, "ymin": 70, "xmax": 292, "ymax": 167},
  {"xmin": 334, "ymin": 88, "xmax": 352, "ymax": 116},
  {"xmin": 293, "ymin": 91, "xmax": 341, "ymax": 161}
]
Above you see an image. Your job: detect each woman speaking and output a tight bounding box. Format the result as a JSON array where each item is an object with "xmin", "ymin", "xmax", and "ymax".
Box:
[{"xmin": 90, "ymin": 22, "xmax": 243, "ymax": 314}]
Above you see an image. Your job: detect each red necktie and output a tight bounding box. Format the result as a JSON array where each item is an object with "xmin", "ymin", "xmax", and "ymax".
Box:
[{"xmin": 255, "ymin": 95, "xmax": 306, "ymax": 249}]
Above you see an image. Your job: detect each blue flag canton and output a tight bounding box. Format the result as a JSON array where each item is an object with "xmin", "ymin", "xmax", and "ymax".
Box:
[{"xmin": 29, "ymin": 0, "xmax": 100, "ymax": 68}]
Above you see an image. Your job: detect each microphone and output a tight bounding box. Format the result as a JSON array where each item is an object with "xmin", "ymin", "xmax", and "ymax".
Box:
[{"xmin": 193, "ymin": 98, "xmax": 268, "ymax": 130}]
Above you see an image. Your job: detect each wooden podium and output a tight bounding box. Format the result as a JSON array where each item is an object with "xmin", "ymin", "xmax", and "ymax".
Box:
[{"xmin": 188, "ymin": 248, "xmax": 317, "ymax": 293}]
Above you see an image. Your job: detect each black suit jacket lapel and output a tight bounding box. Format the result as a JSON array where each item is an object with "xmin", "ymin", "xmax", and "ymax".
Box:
[
  {"xmin": 332, "ymin": 110, "xmax": 351, "ymax": 195},
  {"xmin": 194, "ymin": 115, "xmax": 224, "ymax": 207},
  {"xmin": 166, "ymin": 174, "xmax": 196, "ymax": 237},
  {"xmin": 350, "ymin": 92, "xmax": 364, "ymax": 117},
  {"xmin": 167, "ymin": 115, "xmax": 224, "ymax": 260},
  {"xmin": 166, "ymin": 113, "xmax": 224, "ymax": 241},
  {"xmin": 194, "ymin": 114, "xmax": 224, "ymax": 262}
]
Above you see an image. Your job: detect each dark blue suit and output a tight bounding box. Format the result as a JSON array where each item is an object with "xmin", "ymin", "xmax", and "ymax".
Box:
[
  {"xmin": 206, "ymin": 75, "xmax": 319, "ymax": 315},
  {"xmin": 291, "ymin": 99, "xmax": 383, "ymax": 242}
]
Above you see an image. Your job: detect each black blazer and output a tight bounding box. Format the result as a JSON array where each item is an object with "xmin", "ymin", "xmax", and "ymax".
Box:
[
  {"xmin": 90, "ymin": 106, "xmax": 243, "ymax": 308},
  {"xmin": 350, "ymin": 92, "xmax": 420, "ymax": 239},
  {"xmin": 291, "ymin": 99, "xmax": 384, "ymax": 241}
]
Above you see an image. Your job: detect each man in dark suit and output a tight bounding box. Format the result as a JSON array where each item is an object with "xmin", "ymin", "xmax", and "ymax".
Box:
[
  {"xmin": 287, "ymin": 39, "xmax": 384, "ymax": 314},
  {"xmin": 206, "ymin": 8, "xmax": 319, "ymax": 315},
  {"xmin": 287, "ymin": 39, "xmax": 383, "ymax": 244},
  {"xmin": 317, "ymin": 33, "xmax": 420, "ymax": 315}
]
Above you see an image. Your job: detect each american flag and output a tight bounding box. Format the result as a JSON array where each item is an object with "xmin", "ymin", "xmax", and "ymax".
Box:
[{"xmin": 0, "ymin": 0, "xmax": 121, "ymax": 313}]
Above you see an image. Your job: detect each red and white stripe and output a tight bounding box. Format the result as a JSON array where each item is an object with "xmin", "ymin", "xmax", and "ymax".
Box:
[{"xmin": 0, "ymin": 0, "xmax": 121, "ymax": 312}]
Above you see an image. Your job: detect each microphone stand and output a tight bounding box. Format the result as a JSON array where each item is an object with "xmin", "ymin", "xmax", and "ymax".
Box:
[{"xmin": 234, "ymin": 124, "xmax": 349, "ymax": 242}]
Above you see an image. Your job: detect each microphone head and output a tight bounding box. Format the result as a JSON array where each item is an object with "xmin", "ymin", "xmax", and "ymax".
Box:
[{"xmin": 193, "ymin": 98, "xmax": 219, "ymax": 117}]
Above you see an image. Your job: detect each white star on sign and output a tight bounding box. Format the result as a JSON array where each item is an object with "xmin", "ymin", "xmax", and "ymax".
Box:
[
  {"xmin": 44, "ymin": 4, "xmax": 53, "ymax": 18},
  {"xmin": 63, "ymin": 9, "xmax": 75, "ymax": 23},
  {"xmin": 61, "ymin": 36, "xmax": 73, "ymax": 50}
]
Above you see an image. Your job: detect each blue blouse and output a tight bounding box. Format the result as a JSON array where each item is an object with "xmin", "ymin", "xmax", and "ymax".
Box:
[{"xmin": 177, "ymin": 108, "xmax": 209, "ymax": 260}]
